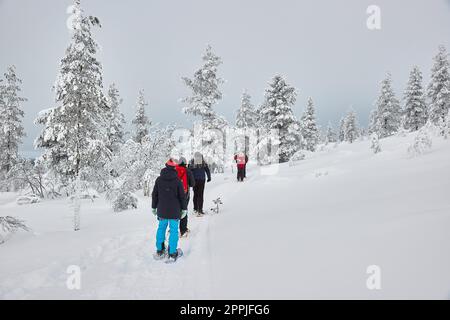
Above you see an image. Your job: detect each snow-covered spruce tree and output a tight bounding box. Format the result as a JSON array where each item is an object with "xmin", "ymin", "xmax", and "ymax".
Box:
[
  {"xmin": 235, "ymin": 90, "xmax": 257, "ymax": 154},
  {"xmin": 236, "ymin": 90, "xmax": 258, "ymax": 129},
  {"xmin": 343, "ymin": 110, "xmax": 359, "ymax": 143},
  {"xmin": 106, "ymin": 83, "xmax": 126, "ymax": 153},
  {"xmin": 427, "ymin": 45, "xmax": 450, "ymax": 129},
  {"xmin": 370, "ymin": 133, "xmax": 381, "ymax": 154},
  {"xmin": 132, "ymin": 89, "xmax": 150, "ymax": 144},
  {"xmin": 182, "ymin": 45, "xmax": 224, "ymax": 122},
  {"xmin": 0, "ymin": 66, "xmax": 26, "ymax": 179},
  {"xmin": 0, "ymin": 80, "xmax": 7, "ymax": 186},
  {"xmin": 182, "ymin": 45, "xmax": 228, "ymax": 168},
  {"xmin": 359, "ymin": 127, "xmax": 368, "ymax": 140},
  {"xmin": 404, "ymin": 66, "xmax": 427, "ymax": 131},
  {"xmin": 299, "ymin": 97, "xmax": 319, "ymax": 152},
  {"xmin": 338, "ymin": 117, "xmax": 346, "ymax": 142},
  {"xmin": 375, "ymin": 73, "xmax": 401, "ymax": 138},
  {"xmin": 0, "ymin": 78, "xmax": 4, "ymax": 179},
  {"xmin": 368, "ymin": 109, "xmax": 378, "ymax": 135},
  {"xmin": 34, "ymin": 1, "xmax": 108, "ymax": 230},
  {"xmin": 445, "ymin": 110, "xmax": 450, "ymax": 139},
  {"xmin": 437, "ymin": 110, "xmax": 448, "ymax": 139},
  {"xmin": 258, "ymin": 75, "xmax": 300, "ymax": 162},
  {"xmin": 325, "ymin": 122, "xmax": 337, "ymax": 144},
  {"xmin": 35, "ymin": 1, "xmax": 109, "ymax": 182}
]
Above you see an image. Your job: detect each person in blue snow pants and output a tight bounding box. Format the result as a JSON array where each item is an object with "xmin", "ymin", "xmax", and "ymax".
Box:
[
  {"xmin": 155, "ymin": 219, "xmax": 179, "ymax": 254},
  {"xmin": 152, "ymin": 159, "xmax": 187, "ymax": 259}
]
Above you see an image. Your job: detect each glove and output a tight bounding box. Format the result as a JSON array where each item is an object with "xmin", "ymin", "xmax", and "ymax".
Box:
[
  {"xmin": 181, "ymin": 210, "xmax": 188, "ymax": 219},
  {"xmin": 152, "ymin": 208, "xmax": 157, "ymax": 216},
  {"xmin": 207, "ymin": 178, "xmax": 211, "ymax": 183}
]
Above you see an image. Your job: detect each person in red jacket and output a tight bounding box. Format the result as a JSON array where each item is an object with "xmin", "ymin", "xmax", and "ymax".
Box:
[
  {"xmin": 234, "ymin": 152, "xmax": 248, "ymax": 182},
  {"xmin": 175, "ymin": 157, "xmax": 195, "ymax": 237}
]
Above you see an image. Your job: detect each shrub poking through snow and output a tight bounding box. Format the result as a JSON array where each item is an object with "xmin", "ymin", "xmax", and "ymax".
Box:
[
  {"xmin": 408, "ymin": 126, "xmax": 433, "ymax": 157},
  {"xmin": 370, "ymin": 134, "xmax": 381, "ymax": 154},
  {"xmin": 315, "ymin": 170, "xmax": 329, "ymax": 178},
  {"xmin": 113, "ymin": 191, "xmax": 138, "ymax": 212},
  {"xmin": 16, "ymin": 194, "xmax": 40, "ymax": 205},
  {"xmin": 210, "ymin": 197, "xmax": 223, "ymax": 214},
  {"xmin": 79, "ymin": 188, "xmax": 99, "ymax": 201},
  {"xmin": 0, "ymin": 216, "xmax": 30, "ymax": 244},
  {"xmin": 289, "ymin": 149, "xmax": 309, "ymax": 166},
  {"xmin": 396, "ymin": 126, "xmax": 407, "ymax": 137}
]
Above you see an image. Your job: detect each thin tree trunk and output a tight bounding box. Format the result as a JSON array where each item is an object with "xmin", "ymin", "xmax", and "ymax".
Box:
[{"xmin": 73, "ymin": 174, "xmax": 81, "ymax": 231}]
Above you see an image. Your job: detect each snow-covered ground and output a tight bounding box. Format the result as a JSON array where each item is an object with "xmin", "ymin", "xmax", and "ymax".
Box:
[{"xmin": 1, "ymin": 132, "xmax": 450, "ymax": 299}]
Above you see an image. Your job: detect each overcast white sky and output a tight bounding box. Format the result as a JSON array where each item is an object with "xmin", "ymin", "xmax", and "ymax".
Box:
[{"xmin": 1, "ymin": 0, "xmax": 450, "ymax": 156}]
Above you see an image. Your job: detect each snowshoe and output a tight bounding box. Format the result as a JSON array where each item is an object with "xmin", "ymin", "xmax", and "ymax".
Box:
[
  {"xmin": 180, "ymin": 229, "xmax": 190, "ymax": 238},
  {"xmin": 165, "ymin": 248, "xmax": 184, "ymax": 264},
  {"xmin": 153, "ymin": 243, "xmax": 167, "ymax": 260},
  {"xmin": 196, "ymin": 210, "xmax": 205, "ymax": 217},
  {"xmin": 153, "ymin": 250, "xmax": 167, "ymax": 260}
]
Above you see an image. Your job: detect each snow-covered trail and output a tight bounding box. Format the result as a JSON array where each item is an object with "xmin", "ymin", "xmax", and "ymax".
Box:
[
  {"xmin": 206, "ymin": 136, "xmax": 450, "ymax": 299},
  {"xmin": 1, "ymin": 132, "xmax": 450, "ymax": 299},
  {"xmin": 0, "ymin": 194, "xmax": 218, "ymax": 299},
  {"xmin": 0, "ymin": 172, "xmax": 234, "ymax": 299}
]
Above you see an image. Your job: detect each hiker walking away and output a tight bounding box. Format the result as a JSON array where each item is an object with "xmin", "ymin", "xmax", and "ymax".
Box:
[
  {"xmin": 234, "ymin": 152, "xmax": 249, "ymax": 182},
  {"xmin": 152, "ymin": 159, "xmax": 188, "ymax": 262},
  {"xmin": 188, "ymin": 152, "xmax": 211, "ymax": 216},
  {"xmin": 176, "ymin": 157, "xmax": 195, "ymax": 237}
]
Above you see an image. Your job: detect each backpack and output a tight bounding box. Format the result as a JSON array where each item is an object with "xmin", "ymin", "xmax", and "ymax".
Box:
[
  {"xmin": 176, "ymin": 166, "xmax": 188, "ymax": 193},
  {"xmin": 236, "ymin": 154, "xmax": 246, "ymax": 165}
]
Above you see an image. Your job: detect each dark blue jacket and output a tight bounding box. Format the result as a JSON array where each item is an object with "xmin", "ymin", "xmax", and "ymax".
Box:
[
  {"xmin": 152, "ymin": 166, "xmax": 187, "ymax": 220},
  {"xmin": 188, "ymin": 160, "xmax": 211, "ymax": 181}
]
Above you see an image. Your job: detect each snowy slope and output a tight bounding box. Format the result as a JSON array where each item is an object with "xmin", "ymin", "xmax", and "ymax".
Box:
[{"xmin": 1, "ymin": 132, "xmax": 450, "ymax": 299}]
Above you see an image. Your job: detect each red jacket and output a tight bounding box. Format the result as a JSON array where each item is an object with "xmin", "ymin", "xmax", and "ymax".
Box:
[
  {"xmin": 234, "ymin": 154, "xmax": 248, "ymax": 169},
  {"xmin": 176, "ymin": 165, "xmax": 188, "ymax": 193}
]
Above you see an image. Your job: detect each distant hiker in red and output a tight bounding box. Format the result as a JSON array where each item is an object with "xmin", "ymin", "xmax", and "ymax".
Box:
[
  {"xmin": 234, "ymin": 152, "xmax": 248, "ymax": 182},
  {"xmin": 175, "ymin": 157, "xmax": 195, "ymax": 237}
]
